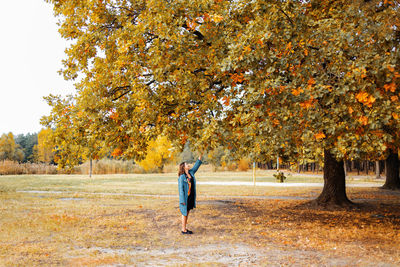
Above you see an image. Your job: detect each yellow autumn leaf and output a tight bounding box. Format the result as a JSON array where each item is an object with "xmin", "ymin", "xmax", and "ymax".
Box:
[
  {"xmin": 243, "ymin": 45, "xmax": 251, "ymax": 54},
  {"xmin": 211, "ymin": 14, "xmax": 224, "ymax": 23}
]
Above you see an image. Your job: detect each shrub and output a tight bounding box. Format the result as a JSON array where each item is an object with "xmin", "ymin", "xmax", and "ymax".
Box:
[
  {"xmin": 226, "ymin": 162, "xmax": 237, "ymax": 171},
  {"xmin": 237, "ymin": 158, "xmax": 251, "ymax": 171},
  {"xmin": 273, "ymin": 170, "xmax": 287, "ymax": 183}
]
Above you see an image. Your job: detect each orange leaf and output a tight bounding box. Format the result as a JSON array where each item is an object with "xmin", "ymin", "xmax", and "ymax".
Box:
[
  {"xmin": 307, "ymin": 78, "xmax": 315, "ymax": 86},
  {"xmin": 291, "ymin": 88, "xmax": 304, "ymax": 96},
  {"xmin": 300, "ymin": 97, "xmax": 315, "ymax": 109},
  {"xmin": 356, "ymin": 91, "xmax": 375, "ymax": 107},
  {"xmin": 222, "ymin": 96, "xmax": 230, "ymax": 106},
  {"xmin": 384, "ymin": 83, "xmax": 396, "ymax": 93},
  {"xmin": 358, "ymin": 116, "xmax": 368, "ymax": 125},
  {"xmin": 314, "ymin": 132, "xmax": 326, "ymax": 140},
  {"xmin": 286, "ymin": 42, "xmax": 292, "ymax": 51},
  {"xmin": 356, "ymin": 91, "xmax": 368, "ymax": 102},
  {"xmin": 111, "ymin": 148, "xmax": 123, "ymax": 157}
]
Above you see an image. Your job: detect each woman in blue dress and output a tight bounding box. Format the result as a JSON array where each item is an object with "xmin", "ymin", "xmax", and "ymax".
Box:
[{"xmin": 178, "ymin": 154, "xmax": 202, "ymax": 234}]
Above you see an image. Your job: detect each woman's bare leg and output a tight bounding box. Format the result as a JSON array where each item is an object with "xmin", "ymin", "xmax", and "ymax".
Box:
[
  {"xmin": 181, "ymin": 210, "xmax": 190, "ymax": 231},
  {"xmin": 181, "ymin": 215, "xmax": 186, "ymax": 231}
]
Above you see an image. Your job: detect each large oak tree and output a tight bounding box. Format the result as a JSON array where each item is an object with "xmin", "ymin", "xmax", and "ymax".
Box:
[
  {"xmin": 219, "ymin": 0, "xmax": 400, "ymax": 204},
  {"xmin": 43, "ymin": 0, "xmax": 400, "ymax": 205}
]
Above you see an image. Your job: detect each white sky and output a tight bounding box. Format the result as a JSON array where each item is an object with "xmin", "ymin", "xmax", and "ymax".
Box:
[{"xmin": 0, "ymin": 0, "xmax": 75, "ymax": 135}]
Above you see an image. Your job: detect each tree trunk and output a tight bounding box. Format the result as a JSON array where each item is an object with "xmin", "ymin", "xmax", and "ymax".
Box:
[
  {"xmin": 315, "ymin": 149, "xmax": 352, "ymax": 206},
  {"xmin": 382, "ymin": 150, "xmax": 400, "ymax": 190},
  {"xmin": 344, "ymin": 160, "xmax": 348, "ymax": 178},
  {"xmin": 365, "ymin": 160, "xmax": 369, "ymax": 175},
  {"xmin": 375, "ymin": 161, "xmax": 380, "ymax": 179},
  {"xmin": 276, "ymin": 156, "xmax": 279, "ymax": 170},
  {"xmin": 89, "ymin": 158, "xmax": 93, "ymax": 178}
]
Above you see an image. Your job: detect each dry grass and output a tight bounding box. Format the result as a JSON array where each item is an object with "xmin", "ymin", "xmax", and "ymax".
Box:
[
  {"xmin": 0, "ymin": 171, "xmax": 384, "ymax": 198},
  {"xmin": 0, "ymin": 160, "xmax": 58, "ymax": 175},
  {"xmin": 0, "ymin": 159, "xmax": 252, "ymax": 176},
  {"xmin": 0, "ymin": 173, "xmax": 399, "ymax": 266},
  {"xmin": 1, "ymin": 188, "xmax": 399, "ymax": 266},
  {"xmin": 75, "ymin": 159, "xmax": 142, "ymax": 175},
  {"xmin": 0, "ymin": 160, "xmax": 144, "ymax": 176},
  {"xmin": 0, "ymin": 172, "xmax": 321, "ymax": 197}
]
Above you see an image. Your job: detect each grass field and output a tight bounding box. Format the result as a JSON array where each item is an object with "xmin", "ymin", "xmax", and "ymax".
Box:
[
  {"xmin": 0, "ymin": 171, "xmax": 399, "ymax": 266},
  {"xmin": 0, "ymin": 169, "xmax": 384, "ymax": 195}
]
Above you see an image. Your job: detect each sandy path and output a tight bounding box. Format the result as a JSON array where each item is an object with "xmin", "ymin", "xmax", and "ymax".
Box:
[{"xmin": 79, "ymin": 242, "xmax": 376, "ymax": 266}]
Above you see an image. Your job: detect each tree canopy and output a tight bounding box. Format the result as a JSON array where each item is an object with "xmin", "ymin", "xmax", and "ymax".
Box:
[{"xmin": 43, "ymin": 0, "xmax": 400, "ymax": 203}]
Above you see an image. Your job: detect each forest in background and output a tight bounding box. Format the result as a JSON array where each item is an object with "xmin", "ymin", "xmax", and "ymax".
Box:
[{"xmin": 0, "ymin": 130, "xmax": 387, "ymax": 177}]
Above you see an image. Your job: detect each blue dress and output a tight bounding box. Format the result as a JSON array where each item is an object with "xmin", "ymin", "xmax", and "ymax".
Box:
[{"xmin": 187, "ymin": 177, "xmax": 194, "ymax": 211}]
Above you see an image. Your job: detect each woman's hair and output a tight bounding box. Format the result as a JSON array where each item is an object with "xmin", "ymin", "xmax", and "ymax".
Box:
[{"xmin": 178, "ymin": 162, "xmax": 186, "ymax": 177}]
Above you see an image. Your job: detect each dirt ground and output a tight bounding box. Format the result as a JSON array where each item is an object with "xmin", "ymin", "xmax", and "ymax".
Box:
[{"xmin": 1, "ymin": 185, "xmax": 400, "ymax": 266}]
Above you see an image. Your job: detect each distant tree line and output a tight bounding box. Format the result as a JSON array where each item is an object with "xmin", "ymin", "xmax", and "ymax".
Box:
[
  {"xmin": 0, "ymin": 132, "xmax": 43, "ymax": 163},
  {"xmin": 0, "ymin": 131, "xmax": 388, "ymax": 177},
  {"xmin": 14, "ymin": 133, "xmax": 38, "ymax": 162},
  {"xmin": 0, "ymin": 133, "xmax": 25, "ymax": 162}
]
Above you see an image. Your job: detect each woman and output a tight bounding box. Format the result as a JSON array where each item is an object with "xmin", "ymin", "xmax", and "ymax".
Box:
[{"xmin": 178, "ymin": 155, "xmax": 202, "ymax": 234}]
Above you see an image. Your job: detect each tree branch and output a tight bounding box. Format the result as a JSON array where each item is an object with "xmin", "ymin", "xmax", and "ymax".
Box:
[
  {"xmin": 181, "ymin": 22, "xmax": 212, "ymax": 46},
  {"xmin": 110, "ymin": 86, "xmax": 131, "ymax": 101},
  {"xmin": 279, "ymin": 8, "xmax": 294, "ymax": 26}
]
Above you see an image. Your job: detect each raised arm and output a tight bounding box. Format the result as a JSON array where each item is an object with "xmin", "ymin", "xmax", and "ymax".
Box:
[{"xmin": 190, "ymin": 158, "xmax": 202, "ymax": 174}]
